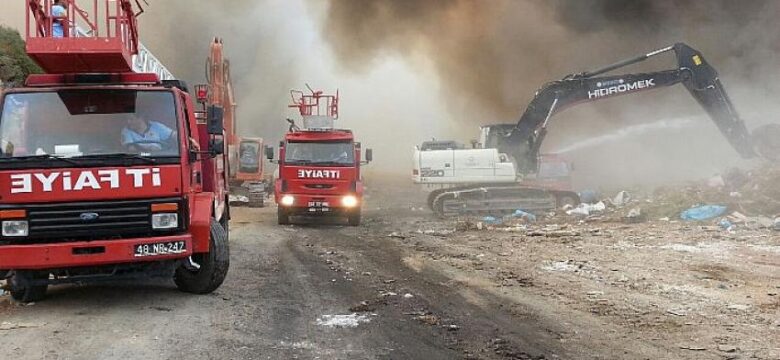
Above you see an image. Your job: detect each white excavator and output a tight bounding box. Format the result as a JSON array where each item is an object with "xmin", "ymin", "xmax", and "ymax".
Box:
[{"xmin": 414, "ymin": 43, "xmax": 780, "ymax": 216}]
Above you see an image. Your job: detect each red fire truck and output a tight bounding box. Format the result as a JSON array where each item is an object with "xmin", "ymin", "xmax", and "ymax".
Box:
[
  {"xmin": 266, "ymin": 87, "xmax": 372, "ymax": 226},
  {"xmin": 0, "ymin": 1, "xmax": 230, "ymax": 302}
]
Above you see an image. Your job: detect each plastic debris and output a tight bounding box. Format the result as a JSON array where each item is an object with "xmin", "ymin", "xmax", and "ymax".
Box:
[
  {"xmin": 510, "ymin": 209, "xmax": 536, "ymax": 222},
  {"xmin": 624, "ymin": 207, "xmax": 644, "ymax": 223},
  {"xmin": 612, "ymin": 191, "xmax": 631, "ymax": 207},
  {"xmin": 775, "ymin": 217, "xmax": 780, "ymax": 231},
  {"xmin": 482, "ymin": 216, "xmax": 502, "ymax": 225},
  {"xmin": 566, "ymin": 201, "xmax": 606, "ymax": 216},
  {"xmin": 718, "ymin": 218, "xmax": 734, "ymax": 231},
  {"xmin": 316, "ymin": 314, "xmax": 372, "ymax": 328},
  {"xmin": 680, "ymin": 205, "xmax": 727, "ymax": 221}
]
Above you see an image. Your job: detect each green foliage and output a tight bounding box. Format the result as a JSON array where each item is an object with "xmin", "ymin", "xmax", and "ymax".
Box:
[{"xmin": 0, "ymin": 25, "xmax": 42, "ymax": 87}]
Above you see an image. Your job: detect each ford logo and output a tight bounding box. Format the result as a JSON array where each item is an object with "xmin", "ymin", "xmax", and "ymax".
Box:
[{"xmin": 80, "ymin": 212, "xmax": 100, "ymax": 221}]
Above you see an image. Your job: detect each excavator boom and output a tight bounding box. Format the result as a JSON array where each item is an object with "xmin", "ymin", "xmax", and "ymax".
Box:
[{"xmin": 504, "ymin": 43, "xmax": 757, "ymax": 172}]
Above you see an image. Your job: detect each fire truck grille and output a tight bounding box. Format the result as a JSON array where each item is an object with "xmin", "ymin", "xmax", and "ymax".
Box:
[{"xmin": 8, "ymin": 198, "xmax": 185, "ymax": 243}]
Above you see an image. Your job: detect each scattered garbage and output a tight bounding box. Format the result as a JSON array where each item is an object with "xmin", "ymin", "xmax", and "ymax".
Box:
[
  {"xmin": 717, "ymin": 345, "xmax": 737, "ymax": 353},
  {"xmin": 416, "ymin": 229, "xmax": 455, "ymax": 237},
  {"xmin": 403, "ymin": 293, "xmax": 414, "ymax": 299},
  {"xmin": 578, "ymin": 189, "xmax": 600, "ymax": 204},
  {"xmin": 624, "ymin": 207, "xmax": 645, "ymax": 223},
  {"xmin": 718, "ymin": 218, "xmax": 734, "ymax": 231},
  {"xmin": 509, "ymin": 209, "xmax": 536, "ymax": 222},
  {"xmin": 680, "ymin": 205, "xmax": 727, "ymax": 221},
  {"xmin": 611, "ymin": 191, "xmax": 632, "ymax": 207},
  {"xmin": 566, "ymin": 201, "xmax": 606, "ymax": 216},
  {"xmin": 482, "ymin": 216, "xmax": 502, "ymax": 225},
  {"xmin": 775, "ymin": 217, "xmax": 780, "ymax": 231},
  {"xmin": 0, "ymin": 322, "xmax": 46, "ymax": 331},
  {"xmin": 316, "ymin": 314, "xmax": 372, "ymax": 328}
]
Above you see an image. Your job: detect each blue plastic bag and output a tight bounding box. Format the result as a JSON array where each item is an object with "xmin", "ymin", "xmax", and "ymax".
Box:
[
  {"xmin": 511, "ymin": 209, "xmax": 537, "ymax": 222},
  {"xmin": 680, "ymin": 205, "xmax": 727, "ymax": 221},
  {"xmin": 482, "ymin": 216, "xmax": 502, "ymax": 225}
]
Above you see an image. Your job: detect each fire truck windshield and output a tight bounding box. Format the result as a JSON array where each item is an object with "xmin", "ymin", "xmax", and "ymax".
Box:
[
  {"xmin": 285, "ymin": 141, "xmax": 355, "ymax": 166},
  {"xmin": 0, "ymin": 89, "xmax": 180, "ymax": 162}
]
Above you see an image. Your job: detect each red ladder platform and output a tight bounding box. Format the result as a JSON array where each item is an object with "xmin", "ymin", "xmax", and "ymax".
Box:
[{"xmin": 25, "ymin": 0, "xmax": 140, "ymax": 74}]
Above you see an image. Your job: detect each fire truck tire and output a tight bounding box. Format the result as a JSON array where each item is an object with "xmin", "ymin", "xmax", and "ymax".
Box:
[
  {"xmin": 348, "ymin": 210, "xmax": 361, "ymax": 226},
  {"xmin": 9, "ymin": 272, "xmax": 48, "ymax": 303},
  {"xmin": 174, "ymin": 220, "xmax": 230, "ymax": 294},
  {"xmin": 277, "ymin": 208, "xmax": 291, "ymax": 225}
]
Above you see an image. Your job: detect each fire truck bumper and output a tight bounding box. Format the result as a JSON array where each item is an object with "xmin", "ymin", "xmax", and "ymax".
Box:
[
  {"xmin": 277, "ymin": 194, "xmax": 361, "ymax": 215},
  {"xmin": 0, "ymin": 234, "xmax": 193, "ymax": 270}
]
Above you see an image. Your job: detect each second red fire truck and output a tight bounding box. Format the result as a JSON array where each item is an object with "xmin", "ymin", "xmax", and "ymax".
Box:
[{"xmin": 266, "ymin": 87, "xmax": 372, "ymax": 226}]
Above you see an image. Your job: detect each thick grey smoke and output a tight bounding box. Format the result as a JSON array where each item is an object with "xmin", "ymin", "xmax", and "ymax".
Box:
[
  {"xmin": 139, "ymin": 1, "xmax": 301, "ymax": 139},
  {"xmin": 321, "ymin": 0, "xmax": 780, "ymax": 187}
]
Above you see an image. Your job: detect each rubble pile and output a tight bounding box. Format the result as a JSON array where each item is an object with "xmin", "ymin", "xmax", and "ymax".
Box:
[{"xmin": 448, "ymin": 166, "xmax": 780, "ymax": 233}]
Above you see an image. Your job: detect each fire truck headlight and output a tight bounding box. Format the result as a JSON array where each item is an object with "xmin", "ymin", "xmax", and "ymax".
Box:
[
  {"xmin": 280, "ymin": 195, "xmax": 295, "ymax": 207},
  {"xmin": 152, "ymin": 213, "xmax": 178, "ymax": 230},
  {"xmin": 2, "ymin": 220, "xmax": 29, "ymax": 237},
  {"xmin": 341, "ymin": 195, "xmax": 359, "ymax": 208}
]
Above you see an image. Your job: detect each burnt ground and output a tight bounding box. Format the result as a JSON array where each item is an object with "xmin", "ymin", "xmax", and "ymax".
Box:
[{"xmin": 0, "ymin": 174, "xmax": 778, "ymax": 359}]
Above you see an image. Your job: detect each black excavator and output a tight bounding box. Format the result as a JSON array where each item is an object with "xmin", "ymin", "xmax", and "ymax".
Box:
[{"xmin": 429, "ymin": 42, "xmax": 780, "ymax": 215}]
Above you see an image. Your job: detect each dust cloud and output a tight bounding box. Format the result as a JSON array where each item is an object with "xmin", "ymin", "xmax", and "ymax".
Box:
[
  {"xmin": 138, "ymin": 0, "xmax": 303, "ymax": 139},
  {"xmin": 320, "ymin": 0, "xmax": 780, "ymax": 188}
]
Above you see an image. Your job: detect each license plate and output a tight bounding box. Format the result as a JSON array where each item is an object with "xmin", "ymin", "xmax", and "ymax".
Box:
[
  {"xmin": 308, "ymin": 201, "xmax": 330, "ymax": 212},
  {"xmin": 134, "ymin": 241, "xmax": 186, "ymax": 257}
]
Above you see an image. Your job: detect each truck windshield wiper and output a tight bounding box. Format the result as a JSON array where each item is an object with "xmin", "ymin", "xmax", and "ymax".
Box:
[
  {"xmin": 75, "ymin": 153, "xmax": 159, "ymax": 164},
  {"xmin": 0, "ymin": 154, "xmax": 81, "ymax": 166}
]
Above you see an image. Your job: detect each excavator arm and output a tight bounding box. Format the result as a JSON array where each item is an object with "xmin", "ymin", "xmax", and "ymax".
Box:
[{"xmin": 503, "ymin": 43, "xmax": 758, "ymax": 173}]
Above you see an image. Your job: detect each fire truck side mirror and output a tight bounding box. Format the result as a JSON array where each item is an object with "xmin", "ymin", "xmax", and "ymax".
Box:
[
  {"xmin": 265, "ymin": 145, "xmax": 275, "ymax": 161},
  {"xmin": 207, "ymin": 105, "xmax": 224, "ymax": 135},
  {"xmin": 365, "ymin": 148, "xmax": 373, "ymax": 163}
]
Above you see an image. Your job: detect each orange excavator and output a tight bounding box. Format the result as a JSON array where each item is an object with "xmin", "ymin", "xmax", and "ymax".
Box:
[{"xmin": 195, "ymin": 38, "xmax": 268, "ymax": 207}]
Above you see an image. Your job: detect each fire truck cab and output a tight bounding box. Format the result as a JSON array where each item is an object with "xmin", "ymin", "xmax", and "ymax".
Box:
[{"xmin": 0, "ymin": 0, "xmax": 230, "ymax": 302}]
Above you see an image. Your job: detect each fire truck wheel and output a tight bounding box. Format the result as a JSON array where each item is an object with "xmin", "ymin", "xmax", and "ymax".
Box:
[
  {"xmin": 277, "ymin": 207, "xmax": 291, "ymax": 225},
  {"xmin": 9, "ymin": 271, "xmax": 48, "ymax": 303},
  {"xmin": 348, "ymin": 210, "xmax": 361, "ymax": 226},
  {"xmin": 174, "ymin": 220, "xmax": 230, "ymax": 294}
]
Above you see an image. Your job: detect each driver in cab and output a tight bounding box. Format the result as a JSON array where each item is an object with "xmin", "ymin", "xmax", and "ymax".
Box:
[{"xmin": 121, "ymin": 114, "xmax": 175, "ymax": 152}]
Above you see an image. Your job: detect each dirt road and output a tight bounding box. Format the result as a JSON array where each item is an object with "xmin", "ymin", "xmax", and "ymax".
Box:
[{"xmin": 1, "ymin": 175, "xmax": 778, "ymax": 359}]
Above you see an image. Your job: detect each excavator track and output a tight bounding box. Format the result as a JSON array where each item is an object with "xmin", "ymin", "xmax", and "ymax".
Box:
[{"xmin": 430, "ymin": 185, "xmax": 559, "ymax": 216}]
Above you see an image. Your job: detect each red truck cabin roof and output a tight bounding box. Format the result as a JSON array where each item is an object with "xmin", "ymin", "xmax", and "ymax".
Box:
[
  {"xmin": 25, "ymin": 73, "xmax": 161, "ymax": 87},
  {"xmin": 285, "ymin": 129, "xmax": 354, "ymax": 142}
]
